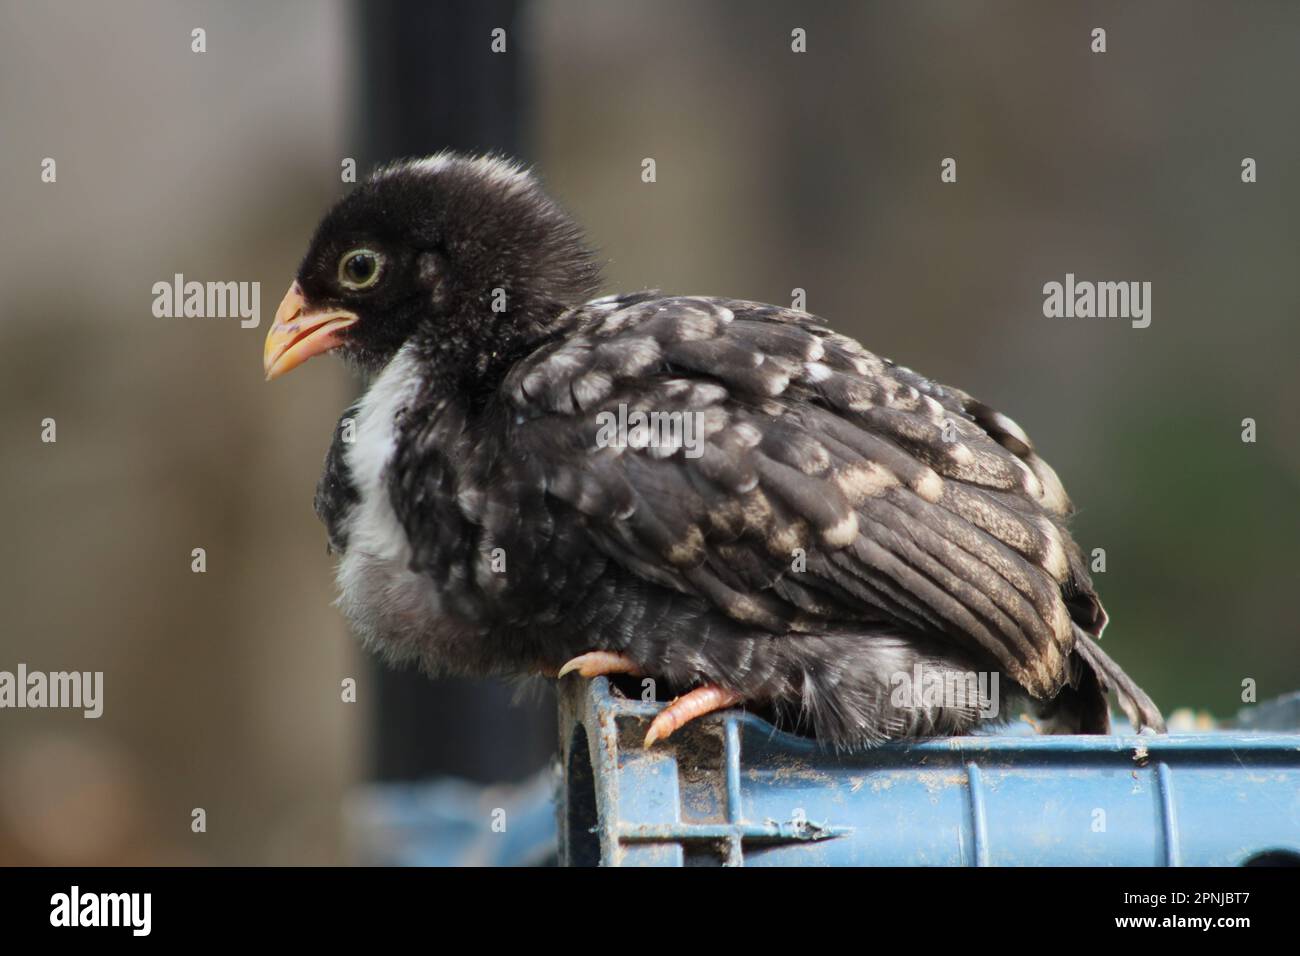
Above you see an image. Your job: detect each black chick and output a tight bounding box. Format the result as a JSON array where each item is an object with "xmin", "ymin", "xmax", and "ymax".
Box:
[{"xmin": 264, "ymin": 152, "xmax": 1165, "ymax": 748}]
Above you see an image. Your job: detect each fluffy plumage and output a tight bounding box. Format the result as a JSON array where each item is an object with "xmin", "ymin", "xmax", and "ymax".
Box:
[{"xmin": 270, "ymin": 152, "xmax": 1164, "ymax": 748}]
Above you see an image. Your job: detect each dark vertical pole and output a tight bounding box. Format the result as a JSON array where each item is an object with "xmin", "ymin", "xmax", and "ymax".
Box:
[{"xmin": 354, "ymin": 0, "xmax": 556, "ymax": 783}]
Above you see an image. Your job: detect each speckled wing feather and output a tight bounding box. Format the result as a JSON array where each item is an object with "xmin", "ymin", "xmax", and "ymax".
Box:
[{"xmin": 500, "ymin": 294, "xmax": 1102, "ymax": 701}]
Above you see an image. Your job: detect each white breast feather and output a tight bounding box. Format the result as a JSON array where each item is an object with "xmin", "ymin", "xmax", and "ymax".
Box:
[{"xmin": 336, "ymin": 345, "xmax": 444, "ymax": 657}]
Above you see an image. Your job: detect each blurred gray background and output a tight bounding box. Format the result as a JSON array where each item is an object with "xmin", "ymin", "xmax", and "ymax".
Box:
[{"xmin": 0, "ymin": 0, "xmax": 1296, "ymax": 864}]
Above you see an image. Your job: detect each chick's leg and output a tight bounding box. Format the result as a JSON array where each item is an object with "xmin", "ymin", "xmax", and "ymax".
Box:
[
  {"xmin": 556, "ymin": 654, "xmax": 742, "ymax": 748},
  {"xmin": 643, "ymin": 685, "xmax": 743, "ymax": 748},
  {"xmin": 556, "ymin": 651, "xmax": 642, "ymax": 679}
]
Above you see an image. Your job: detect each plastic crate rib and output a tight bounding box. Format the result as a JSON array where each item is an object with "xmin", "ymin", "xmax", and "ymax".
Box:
[{"xmin": 557, "ymin": 677, "xmax": 1300, "ymax": 867}]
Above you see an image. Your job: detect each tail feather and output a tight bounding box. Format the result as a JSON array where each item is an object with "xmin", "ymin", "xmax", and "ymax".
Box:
[{"xmin": 1072, "ymin": 627, "xmax": 1166, "ymax": 734}]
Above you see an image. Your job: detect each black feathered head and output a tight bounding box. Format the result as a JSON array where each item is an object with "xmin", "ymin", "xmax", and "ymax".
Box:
[{"xmin": 264, "ymin": 153, "xmax": 601, "ymax": 381}]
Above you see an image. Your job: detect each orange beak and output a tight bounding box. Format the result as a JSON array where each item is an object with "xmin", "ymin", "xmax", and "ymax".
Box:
[{"xmin": 262, "ymin": 281, "xmax": 359, "ymax": 380}]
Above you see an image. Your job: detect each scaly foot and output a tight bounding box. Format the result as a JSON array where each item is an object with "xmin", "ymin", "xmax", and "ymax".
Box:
[
  {"xmin": 643, "ymin": 684, "xmax": 743, "ymax": 748},
  {"xmin": 556, "ymin": 651, "xmax": 642, "ymax": 679},
  {"xmin": 556, "ymin": 655, "xmax": 742, "ymax": 748}
]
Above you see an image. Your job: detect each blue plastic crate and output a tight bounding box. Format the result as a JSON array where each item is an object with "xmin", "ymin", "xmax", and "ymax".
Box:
[{"xmin": 557, "ymin": 677, "xmax": 1300, "ymax": 866}]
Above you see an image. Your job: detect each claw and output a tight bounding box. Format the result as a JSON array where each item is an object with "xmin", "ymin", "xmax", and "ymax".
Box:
[
  {"xmin": 643, "ymin": 684, "xmax": 743, "ymax": 748},
  {"xmin": 556, "ymin": 651, "xmax": 642, "ymax": 680}
]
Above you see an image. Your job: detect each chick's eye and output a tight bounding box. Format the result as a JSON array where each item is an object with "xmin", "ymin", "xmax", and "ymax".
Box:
[{"xmin": 338, "ymin": 249, "xmax": 383, "ymax": 290}]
